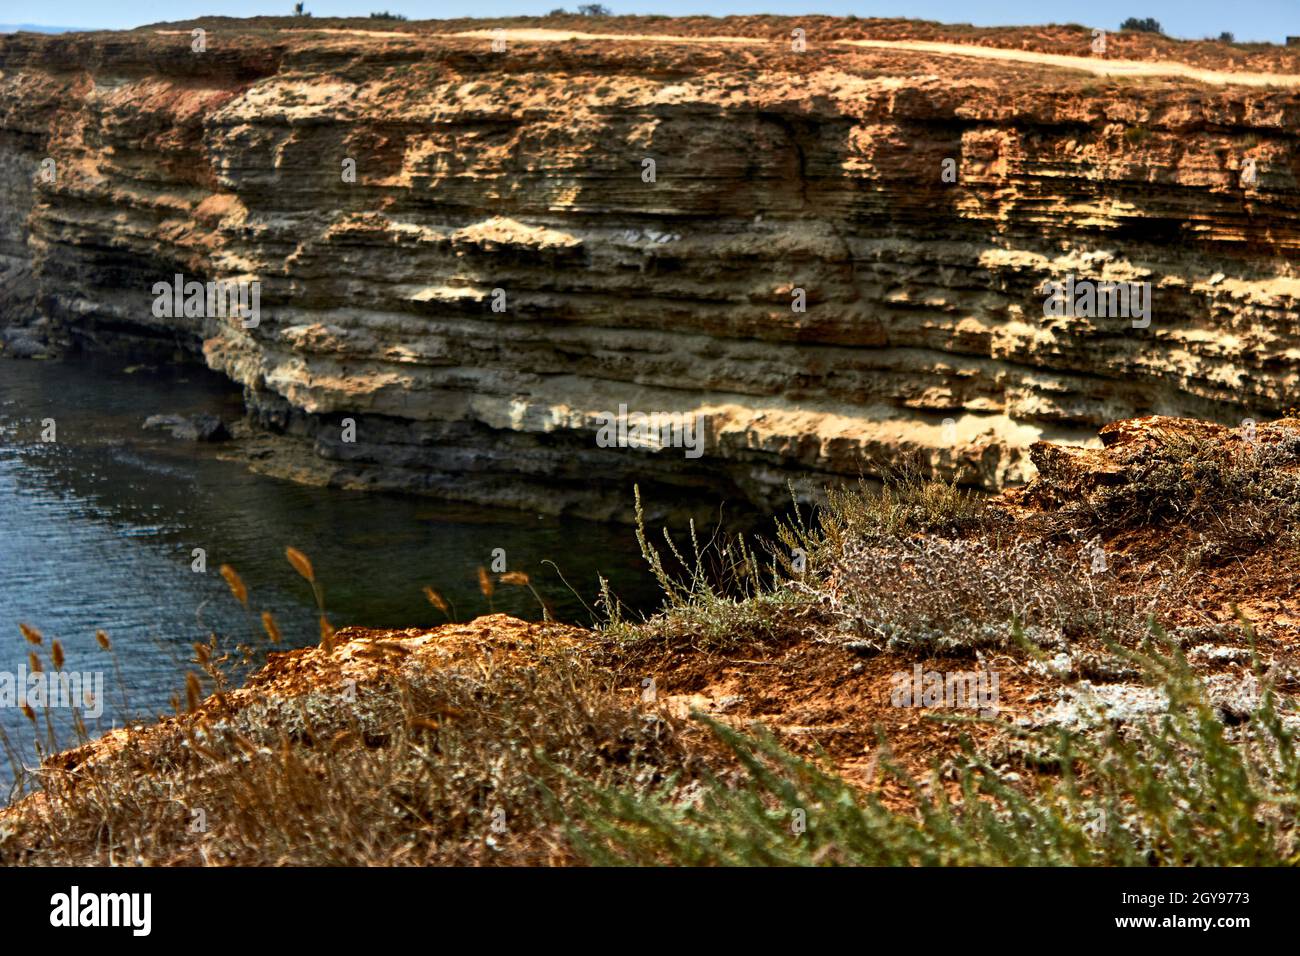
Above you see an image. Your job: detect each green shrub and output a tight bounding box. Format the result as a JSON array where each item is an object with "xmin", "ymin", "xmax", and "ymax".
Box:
[{"xmin": 1120, "ymin": 17, "xmax": 1164, "ymax": 35}]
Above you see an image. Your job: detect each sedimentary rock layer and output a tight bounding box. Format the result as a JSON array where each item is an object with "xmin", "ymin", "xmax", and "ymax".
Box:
[{"xmin": 1, "ymin": 17, "xmax": 1297, "ymax": 519}]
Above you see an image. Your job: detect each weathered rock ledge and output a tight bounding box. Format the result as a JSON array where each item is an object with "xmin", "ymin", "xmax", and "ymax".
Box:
[{"xmin": 2, "ymin": 16, "xmax": 1297, "ymax": 519}]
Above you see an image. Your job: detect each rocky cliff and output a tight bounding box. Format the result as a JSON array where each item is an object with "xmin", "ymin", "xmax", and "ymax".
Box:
[{"xmin": 2, "ymin": 16, "xmax": 1298, "ymax": 519}]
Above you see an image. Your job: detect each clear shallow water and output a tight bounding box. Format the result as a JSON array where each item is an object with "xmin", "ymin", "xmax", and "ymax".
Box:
[{"xmin": 0, "ymin": 354, "xmax": 662, "ymax": 777}]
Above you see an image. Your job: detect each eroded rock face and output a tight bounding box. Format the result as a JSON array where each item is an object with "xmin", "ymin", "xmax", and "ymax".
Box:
[{"xmin": 2, "ymin": 17, "xmax": 1298, "ymax": 520}]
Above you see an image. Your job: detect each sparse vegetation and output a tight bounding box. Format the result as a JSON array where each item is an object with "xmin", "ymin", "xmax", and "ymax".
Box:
[
  {"xmin": 817, "ymin": 534, "xmax": 1159, "ymax": 657},
  {"xmin": 572, "ymin": 636, "xmax": 1300, "ymax": 865},
  {"xmin": 1120, "ymin": 17, "xmax": 1164, "ymax": 35},
  {"xmin": 5, "ymin": 424, "xmax": 1300, "ymax": 865},
  {"xmin": 1047, "ymin": 424, "xmax": 1300, "ymax": 562},
  {"xmin": 793, "ymin": 462, "xmax": 993, "ymax": 552}
]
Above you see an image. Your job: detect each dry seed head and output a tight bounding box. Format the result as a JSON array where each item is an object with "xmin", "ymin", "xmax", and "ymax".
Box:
[
  {"xmin": 286, "ymin": 547, "xmax": 315, "ymax": 583},
  {"xmin": 21, "ymin": 703, "xmax": 35, "ymax": 723},
  {"xmin": 423, "ymin": 586, "xmax": 450, "ymax": 615},
  {"xmin": 499, "ymin": 571, "xmax": 530, "ymax": 586},
  {"xmin": 19, "ymin": 623, "xmax": 42, "ymax": 645},
  {"xmin": 95, "ymin": 629, "xmax": 111, "ymax": 650},
  {"xmin": 185, "ymin": 672, "xmax": 201, "ymax": 712},
  {"xmin": 261, "ymin": 610, "xmax": 282, "ymax": 643},
  {"xmin": 28, "ymin": 652, "xmax": 41, "ymax": 674},
  {"xmin": 51, "ymin": 640, "xmax": 64, "ymax": 670},
  {"xmin": 219, "ymin": 564, "xmax": 248, "ymax": 608},
  {"xmin": 477, "ymin": 566, "xmax": 494, "ymax": 599}
]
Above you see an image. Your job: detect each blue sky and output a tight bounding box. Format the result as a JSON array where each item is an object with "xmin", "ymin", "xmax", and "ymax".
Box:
[{"xmin": 7, "ymin": 1, "xmax": 1296, "ymax": 43}]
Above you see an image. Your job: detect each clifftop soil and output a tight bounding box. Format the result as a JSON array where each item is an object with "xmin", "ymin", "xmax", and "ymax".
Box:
[
  {"xmin": 2, "ymin": 17, "xmax": 1298, "ymax": 521},
  {"xmin": 59, "ymin": 16, "xmax": 1300, "ymax": 72}
]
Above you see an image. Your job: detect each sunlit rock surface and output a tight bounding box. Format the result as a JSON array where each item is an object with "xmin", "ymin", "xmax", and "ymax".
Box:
[{"xmin": 2, "ymin": 16, "xmax": 1297, "ymax": 518}]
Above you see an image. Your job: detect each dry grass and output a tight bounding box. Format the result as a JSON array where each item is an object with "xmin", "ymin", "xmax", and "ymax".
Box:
[
  {"xmin": 0, "ymin": 636, "xmax": 710, "ymax": 865},
  {"xmin": 814, "ymin": 534, "xmax": 1164, "ymax": 658},
  {"xmin": 1049, "ymin": 427, "xmax": 1300, "ymax": 564}
]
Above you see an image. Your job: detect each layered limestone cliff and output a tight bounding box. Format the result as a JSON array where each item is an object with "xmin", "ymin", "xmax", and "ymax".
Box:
[{"xmin": 2, "ymin": 16, "xmax": 1298, "ymax": 519}]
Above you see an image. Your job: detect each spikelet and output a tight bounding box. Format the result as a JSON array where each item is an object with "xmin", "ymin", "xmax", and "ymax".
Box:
[
  {"xmin": 499, "ymin": 571, "xmax": 530, "ymax": 586},
  {"xmin": 28, "ymin": 652, "xmax": 41, "ymax": 674},
  {"xmin": 19, "ymin": 623, "xmax": 42, "ymax": 645},
  {"xmin": 319, "ymin": 615, "xmax": 336, "ymax": 653},
  {"xmin": 95, "ymin": 629, "xmax": 111, "ymax": 651},
  {"xmin": 423, "ymin": 586, "xmax": 450, "ymax": 615},
  {"xmin": 51, "ymin": 640, "xmax": 64, "ymax": 670},
  {"xmin": 21, "ymin": 703, "xmax": 35, "ymax": 724},
  {"xmin": 477, "ymin": 566, "xmax": 494, "ymax": 600},
  {"xmin": 261, "ymin": 611, "xmax": 281, "ymax": 643},
  {"xmin": 219, "ymin": 564, "xmax": 248, "ymax": 608},
  {"xmin": 193, "ymin": 642, "xmax": 211, "ymax": 666},
  {"xmin": 286, "ymin": 547, "xmax": 315, "ymax": 583},
  {"xmin": 185, "ymin": 672, "xmax": 202, "ymax": 713}
]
